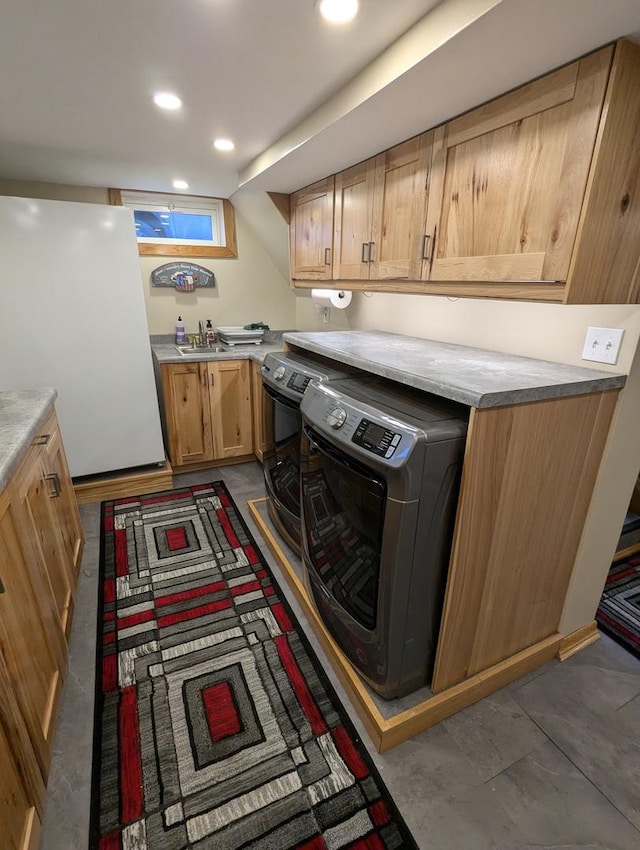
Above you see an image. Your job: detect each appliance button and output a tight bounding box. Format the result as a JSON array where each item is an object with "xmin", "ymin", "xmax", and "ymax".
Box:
[
  {"xmin": 327, "ymin": 407, "xmax": 347, "ymax": 429},
  {"xmin": 274, "ymin": 366, "xmax": 286, "ymax": 382},
  {"xmin": 391, "ymin": 434, "xmax": 401, "ymax": 446},
  {"xmin": 385, "ymin": 447, "xmax": 395, "ymax": 458}
]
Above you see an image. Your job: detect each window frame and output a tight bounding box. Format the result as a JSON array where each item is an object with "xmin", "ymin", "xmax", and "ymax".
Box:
[{"xmin": 110, "ymin": 188, "xmax": 237, "ymax": 258}]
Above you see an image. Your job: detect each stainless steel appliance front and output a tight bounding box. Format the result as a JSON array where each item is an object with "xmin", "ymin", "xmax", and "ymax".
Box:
[
  {"xmin": 300, "ymin": 377, "xmax": 468, "ymax": 699},
  {"xmin": 261, "ymin": 351, "xmax": 348, "ymax": 552}
]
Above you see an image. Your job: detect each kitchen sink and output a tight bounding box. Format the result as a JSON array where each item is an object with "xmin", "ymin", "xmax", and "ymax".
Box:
[{"xmin": 174, "ymin": 344, "xmax": 227, "ymax": 355}]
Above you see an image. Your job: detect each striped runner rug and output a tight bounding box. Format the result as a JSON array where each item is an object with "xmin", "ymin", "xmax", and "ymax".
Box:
[
  {"xmin": 596, "ymin": 553, "xmax": 640, "ymax": 659},
  {"xmin": 90, "ymin": 481, "xmax": 417, "ymax": 849}
]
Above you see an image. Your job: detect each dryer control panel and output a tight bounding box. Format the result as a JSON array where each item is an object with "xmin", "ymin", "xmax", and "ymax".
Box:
[{"xmin": 352, "ymin": 418, "xmax": 402, "ymax": 459}]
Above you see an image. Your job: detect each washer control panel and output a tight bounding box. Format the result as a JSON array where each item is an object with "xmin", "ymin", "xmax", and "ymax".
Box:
[{"xmin": 352, "ymin": 418, "xmax": 402, "ymax": 458}]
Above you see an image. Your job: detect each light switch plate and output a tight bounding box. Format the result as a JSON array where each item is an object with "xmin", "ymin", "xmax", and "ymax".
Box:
[{"xmin": 582, "ymin": 327, "xmax": 624, "ymax": 365}]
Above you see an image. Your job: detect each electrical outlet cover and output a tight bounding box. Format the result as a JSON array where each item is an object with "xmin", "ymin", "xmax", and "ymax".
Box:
[{"xmin": 582, "ymin": 327, "xmax": 624, "ymax": 365}]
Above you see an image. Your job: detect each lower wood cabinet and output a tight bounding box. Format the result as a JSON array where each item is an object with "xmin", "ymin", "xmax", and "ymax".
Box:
[
  {"xmin": 161, "ymin": 359, "xmax": 253, "ymax": 469},
  {"xmin": 0, "ymin": 405, "xmax": 83, "ymax": 845}
]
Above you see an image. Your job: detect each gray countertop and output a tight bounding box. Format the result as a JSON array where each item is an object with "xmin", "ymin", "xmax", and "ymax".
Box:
[
  {"xmin": 151, "ymin": 341, "xmax": 285, "ymax": 365},
  {"xmin": 283, "ymin": 331, "xmax": 627, "ymax": 408},
  {"xmin": 0, "ymin": 389, "xmax": 57, "ymax": 491}
]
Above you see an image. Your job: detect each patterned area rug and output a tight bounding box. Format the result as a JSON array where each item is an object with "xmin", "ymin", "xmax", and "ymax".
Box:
[
  {"xmin": 90, "ymin": 482, "xmax": 417, "ymax": 849},
  {"xmin": 596, "ymin": 553, "xmax": 640, "ymax": 659}
]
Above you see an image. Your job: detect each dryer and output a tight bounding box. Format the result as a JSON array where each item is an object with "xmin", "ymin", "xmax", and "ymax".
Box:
[{"xmin": 300, "ymin": 377, "xmax": 468, "ymax": 699}]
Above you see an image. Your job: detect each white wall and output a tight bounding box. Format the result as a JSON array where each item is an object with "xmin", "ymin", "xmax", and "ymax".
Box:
[
  {"xmin": 0, "ymin": 179, "xmax": 296, "ymax": 336},
  {"xmin": 296, "ymin": 290, "xmax": 640, "ymax": 635}
]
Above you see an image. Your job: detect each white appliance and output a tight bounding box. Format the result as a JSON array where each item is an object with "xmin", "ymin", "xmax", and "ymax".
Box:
[{"xmin": 0, "ymin": 196, "xmax": 165, "ymax": 477}]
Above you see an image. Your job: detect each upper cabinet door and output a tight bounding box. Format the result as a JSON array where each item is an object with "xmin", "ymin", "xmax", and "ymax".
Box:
[
  {"xmin": 425, "ymin": 47, "xmax": 613, "ymax": 283},
  {"xmin": 290, "ymin": 177, "xmax": 335, "ymax": 280},
  {"xmin": 333, "ymin": 159, "xmax": 377, "ymax": 280},
  {"xmin": 370, "ymin": 133, "xmax": 432, "ymax": 281}
]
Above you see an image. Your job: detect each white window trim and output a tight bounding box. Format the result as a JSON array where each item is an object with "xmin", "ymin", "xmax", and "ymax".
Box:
[{"xmin": 120, "ymin": 190, "xmax": 226, "ymax": 247}]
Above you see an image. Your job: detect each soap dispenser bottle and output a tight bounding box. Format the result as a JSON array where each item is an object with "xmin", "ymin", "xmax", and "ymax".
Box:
[
  {"xmin": 205, "ymin": 319, "xmax": 217, "ymax": 346},
  {"xmin": 175, "ymin": 316, "xmax": 186, "ymax": 344}
]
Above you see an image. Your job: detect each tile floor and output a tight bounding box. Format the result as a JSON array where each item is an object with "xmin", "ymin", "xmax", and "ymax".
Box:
[{"xmin": 40, "ymin": 463, "xmax": 640, "ymax": 850}]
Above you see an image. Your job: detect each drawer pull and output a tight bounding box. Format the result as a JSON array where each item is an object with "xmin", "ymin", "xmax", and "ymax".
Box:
[
  {"xmin": 45, "ymin": 472, "xmax": 61, "ymax": 498},
  {"xmin": 33, "ymin": 433, "xmax": 51, "ymax": 446}
]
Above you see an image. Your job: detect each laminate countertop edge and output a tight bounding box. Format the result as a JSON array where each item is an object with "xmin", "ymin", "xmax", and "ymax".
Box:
[
  {"xmin": 0, "ymin": 389, "xmax": 57, "ymax": 491},
  {"xmin": 282, "ymin": 331, "xmax": 627, "ymax": 409}
]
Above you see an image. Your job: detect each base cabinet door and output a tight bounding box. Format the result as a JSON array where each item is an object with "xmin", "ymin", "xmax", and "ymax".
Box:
[
  {"xmin": 207, "ymin": 360, "xmax": 253, "ymax": 459},
  {"xmin": 425, "ymin": 47, "xmax": 612, "ymax": 284},
  {"xmin": 19, "ymin": 451, "xmax": 75, "ymax": 639},
  {"xmin": 162, "ymin": 362, "xmax": 214, "ymax": 467},
  {"xmin": 44, "ymin": 426, "xmax": 83, "ymax": 578},
  {"xmin": 0, "ymin": 716, "xmax": 41, "ymax": 850},
  {"xmin": 0, "ymin": 492, "xmax": 65, "ymax": 779}
]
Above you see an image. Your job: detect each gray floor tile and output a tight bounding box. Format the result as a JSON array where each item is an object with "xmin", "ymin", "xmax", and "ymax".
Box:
[
  {"xmin": 513, "ymin": 667, "xmax": 640, "ymax": 830},
  {"xmin": 443, "ymin": 689, "xmax": 548, "ymax": 781},
  {"xmin": 490, "ymin": 739, "xmax": 640, "ymax": 849}
]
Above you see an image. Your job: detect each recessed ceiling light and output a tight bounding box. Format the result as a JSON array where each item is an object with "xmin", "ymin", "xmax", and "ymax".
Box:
[
  {"xmin": 213, "ymin": 138, "xmax": 235, "ymax": 152},
  {"xmin": 172, "ymin": 179, "xmax": 189, "ymax": 190},
  {"xmin": 153, "ymin": 92, "xmax": 182, "ymax": 110},
  {"xmin": 318, "ymin": 0, "xmax": 358, "ymax": 24}
]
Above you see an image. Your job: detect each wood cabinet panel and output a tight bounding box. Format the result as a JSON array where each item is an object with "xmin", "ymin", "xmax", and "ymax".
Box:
[
  {"xmin": 566, "ymin": 39, "xmax": 640, "ymax": 303},
  {"xmin": 432, "ymin": 389, "xmax": 619, "ymax": 693},
  {"xmin": 370, "ymin": 133, "xmax": 432, "ymax": 281},
  {"xmin": 44, "ymin": 425, "xmax": 83, "ymax": 578},
  {"xmin": 333, "ymin": 159, "xmax": 376, "ymax": 280},
  {"xmin": 251, "ymin": 360, "xmax": 265, "ymax": 462},
  {"xmin": 162, "ymin": 362, "xmax": 213, "ymax": 467},
  {"xmin": 426, "ymin": 48, "xmax": 612, "ymax": 284},
  {"xmin": 0, "ymin": 657, "xmax": 44, "ymax": 850},
  {"xmin": 0, "ymin": 488, "xmax": 65, "ymax": 778},
  {"xmin": 290, "ymin": 177, "xmax": 334, "ymax": 280},
  {"xmin": 207, "ymin": 360, "xmax": 252, "ymax": 459}
]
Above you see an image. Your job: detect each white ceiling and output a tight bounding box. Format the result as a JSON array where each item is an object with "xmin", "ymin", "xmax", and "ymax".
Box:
[{"xmin": 1, "ymin": 0, "xmax": 640, "ymax": 200}]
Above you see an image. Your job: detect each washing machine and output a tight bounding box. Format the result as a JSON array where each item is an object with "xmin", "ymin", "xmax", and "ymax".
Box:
[{"xmin": 261, "ymin": 351, "xmax": 348, "ymax": 552}]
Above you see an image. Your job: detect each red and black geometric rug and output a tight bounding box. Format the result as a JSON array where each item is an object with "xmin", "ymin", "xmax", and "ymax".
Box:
[
  {"xmin": 596, "ymin": 553, "xmax": 640, "ymax": 659},
  {"xmin": 90, "ymin": 482, "xmax": 417, "ymax": 849}
]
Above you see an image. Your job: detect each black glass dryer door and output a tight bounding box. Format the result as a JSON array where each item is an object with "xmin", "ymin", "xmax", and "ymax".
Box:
[
  {"xmin": 262, "ymin": 385, "xmax": 302, "ymax": 518},
  {"xmin": 301, "ymin": 426, "xmax": 386, "ymax": 631}
]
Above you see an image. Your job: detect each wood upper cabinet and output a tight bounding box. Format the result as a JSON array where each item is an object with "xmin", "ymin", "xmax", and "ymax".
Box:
[
  {"xmin": 286, "ymin": 40, "xmax": 640, "ymax": 302},
  {"xmin": 290, "ymin": 177, "xmax": 335, "ymax": 280},
  {"xmin": 161, "ymin": 359, "xmax": 253, "ymax": 468},
  {"xmin": 425, "ymin": 48, "xmax": 612, "ymax": 284},
  {"xmin": 206, "ymin": 360, "xmax": 252, "ymax": 459},
  {"xmin": 332, "ymin": 134, "xmax": 432, "ymax": 281}
]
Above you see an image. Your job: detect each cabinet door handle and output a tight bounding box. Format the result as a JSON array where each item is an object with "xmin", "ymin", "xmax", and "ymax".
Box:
[
  {"xmin": 361, "ymin": 242, "xmax": 370, "ymax": 263},
  {"xmin": 324, "ymin": 247, "xmax": 331, "ymax": 265},
  {"xmin": 368, "ymin": 242, "xmax": 375, "ymax": 263},
  {"xmin": 45, "ymin": 472, "xmax": 61, "ymax": 498},
  {"xmin": 33, "ymin": 433, "xmax": 51, "ymax": 446},
  {"xmin": 421, "ymin": 234, "xmax": 431, "ymax": 261},
  {"xmin": 429, "ymin": 225, "xmax": 438, "ymax": 274},
  {"xmin": 210, "ymin": 372, "xmax": 215, "ymax": 387},
  {"xmin": 0, "ymin": 577, "xmax": 5, "ymax": 594}
]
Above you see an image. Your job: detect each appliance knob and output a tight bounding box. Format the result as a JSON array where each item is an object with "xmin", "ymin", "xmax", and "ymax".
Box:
[
  {"xmin": 274, "ymin": 366, "xmax": 286, "ymax": 382},
  {"xmin": 328, "ymin": 407, "xmax": 347, "ymax": 429}
]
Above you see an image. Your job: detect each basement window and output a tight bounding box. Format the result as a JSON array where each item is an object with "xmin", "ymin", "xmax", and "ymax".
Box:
[{"xmin": 113, "ymin": 189, "xmax": 237, "ymax": 258}]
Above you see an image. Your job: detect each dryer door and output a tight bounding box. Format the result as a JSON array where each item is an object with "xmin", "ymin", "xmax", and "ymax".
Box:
[{"xmin": 301, "ymin": 425, "xmax": 386, "ymax": 631}]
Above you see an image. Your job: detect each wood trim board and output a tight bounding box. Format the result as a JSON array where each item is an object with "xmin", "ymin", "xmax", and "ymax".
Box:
[
  {"xmin": 73, "ymin": 461, "xmax": 173, "ymax": 504},
  {"xmin": 557, "ymin": 620, "xmax": 600, "ymax": 661}
]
